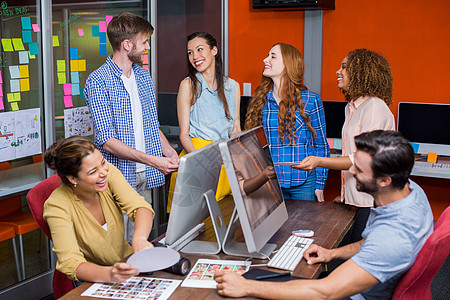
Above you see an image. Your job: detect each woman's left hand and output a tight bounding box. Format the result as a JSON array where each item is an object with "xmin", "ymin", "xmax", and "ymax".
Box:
[
  {"xmin": 132, "ymin": 235, "xmax": 154, "ymax": 253},
  {"xmin": 315, "ymin": 189, "xmax": 325, "ymax": 202}
]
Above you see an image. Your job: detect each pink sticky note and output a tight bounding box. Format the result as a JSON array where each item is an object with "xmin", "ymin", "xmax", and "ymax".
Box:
[
  {"xmin": 143, "ymin": 64, "xmax": 149, "ymax": 71},
  {"xmin": 99, "ymin": 21, "xmax": 107, "ymax": 32},
  {"xmin": 78, "ymin": 29, "xmax": 84, "ymax": 37},
  {"xmin": 32, "ymin": 24, "xmax": 40, "ymax": 32},
  {"xmin": 64, "ymin": 96, "xmax": 73, "ymax": 108},
  {"xmin": 0, "ymin": 84, "xmax": 3, "ymax": 96},
  {"xmin": 63, "ymin": 83, "xmax": 72, "ymax": 95},
  {"xmin": 0, "ymin": 71, "xmax": 2, "ymax": 83},
  {"xmin": 143, "ymin": 54, "xmax": 149, "ymax": 65},
  {"xmin": 0, "ymin": 96, "xmax": 4, "ymax": 110},
  {"xmin": 327, "ymin": 138, "xmax": 334, "ymax": 149},
  {"xmin": 106, "ymin": 15, "xmax": 113, "ymax": 25}
]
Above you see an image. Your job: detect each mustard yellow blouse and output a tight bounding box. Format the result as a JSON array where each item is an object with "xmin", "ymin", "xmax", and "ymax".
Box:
[{"xmin": 43, "ymin": 162, "xmax": 154, "ymax": 281}]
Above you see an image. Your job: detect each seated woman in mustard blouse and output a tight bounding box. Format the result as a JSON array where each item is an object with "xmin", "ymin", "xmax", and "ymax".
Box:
[{"xmin": 43, "ymin": 136, "xmax": 154, "ymax": 283}]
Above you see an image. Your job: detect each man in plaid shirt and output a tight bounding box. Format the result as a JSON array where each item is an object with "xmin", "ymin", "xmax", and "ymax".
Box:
[{"xmin": 85, "ymin": 12, "xmax": 179, "ymax": 242}]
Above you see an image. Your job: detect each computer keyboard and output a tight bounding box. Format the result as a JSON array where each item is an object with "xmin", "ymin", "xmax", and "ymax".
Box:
[
  {"xmin": 267, "ymin": 235, "xmax": 313, "ymax": 271},
  {"xmin": 159, "ymin": 223, "xmax": 205, "ymax": 251},
  {"xmin": 414, "ymin": 161, "xmax": 450, "ymax": 169}
]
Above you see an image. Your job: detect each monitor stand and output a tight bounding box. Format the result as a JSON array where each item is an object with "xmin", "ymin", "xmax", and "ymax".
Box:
[
  {"xmin": 222, "ymin": 207, "xmax": 277, "ymax": 259},
  {"xmin": 179, "ymin": 189, "xmax": 227, "ymax": 255}
]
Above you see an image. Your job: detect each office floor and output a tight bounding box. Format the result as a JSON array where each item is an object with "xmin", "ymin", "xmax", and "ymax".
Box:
[{"xmin": 0, "ymin": 229, "xmax": 50, "ymax": 291}]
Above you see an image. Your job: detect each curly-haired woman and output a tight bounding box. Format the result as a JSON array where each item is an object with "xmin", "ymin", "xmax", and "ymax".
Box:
[
  {"xmin": 245, "ymin": 43, "xmax": 329, "ymax": 201},
  {"xmin": 294, "ymin": 49, "xmax": 395, "ymax": 242}
]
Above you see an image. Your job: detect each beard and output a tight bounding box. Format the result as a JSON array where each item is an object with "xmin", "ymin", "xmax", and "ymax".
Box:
[
  {"xmin": 355, "ymin": 177, "xmax": 379, "ymax": 194},
  {"xmin": 128, "ymin": 46, "xmax": 143, "ymax": 64}
]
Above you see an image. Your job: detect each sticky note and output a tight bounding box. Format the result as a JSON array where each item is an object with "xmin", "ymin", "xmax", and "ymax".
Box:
[
  {"xmin": 78, "ymin": 28, "xmax": 84, "ymax": 37},
  {"xmin": 64, "ymin": 96, "xmax": 73, "ymax": 108},
  {"xmin": 0, "ymin": 84, "xmax": 2, "ymax": 96},
  {"xmin": 427, "ymin": 152, "xmax": 438, "ymax": 163},
  {"xmin": 57, "ymin": 60, "xmax": 66, "ymax": 72},
  {"xmin": 78, "ymin": 60, "xmax": 86, "ymax": 71},
  {"xmin": 11, "ymin": 102, "xmax": 19, "ymax": 111},
  {"xmin": 99, "ymin": 44, "xmax": 107, "ymax": 55},
  {"xmin": 1, "ymin": 39, "xmax": 14, "ymax": 51},
  {"xmin": 0, "ymin": 97, "xmax": 4, "ymax": 110},
  {"xmin": 32, "ymin": 24, "xmax": 40, "ymax": 32},
  {"xmin": 410, "ymin": 142, "xmax": 419, "ymax": 154},
  {"xmin": 70, "ymin": 60, "xmax": 79, "ymax": 72},
  {"xmin": 7, "ymin": 93, "xmax": 14, "ymax": 102},
  {"xmin": 22, "ymin": 30, "xmax": 32, "ymax": 43},
  {"xmin": 143, "ymin": 54, "xmax": 149, "ymax": 65},
  {"xmin": 14, "ymin": 92, "xmax": 21, "ymax": 101},
  {"xmin": 327, "ymin": 138, "xmax": 335, "ymax": 149},
  {"xmin": 19, "ymin": 65, "xmax": 29, "ymax": 78},
  {"xmin": 20, "ymin": 78, "xmax": 30, "ymax": 91},
  {"xmin": 19, "ymin": 51, "xmax": 29, "ymax": 64},
  {"xmin": 21, "ymin": 17, "xmax": 32, "ymax": 30},
  {"xmin": 10, "ymin": 79, "xmax": 20, "ymax": 92},
  {"xmin": 92, "ymin": 25, "xmax": 99, "ymax": 37},
  {"xmin": 0, "ymin": 71, "xmax": 2, "ymax": 83},
  {"xmin": 9, "ymin": 66, "xmax": 20, "ymax": 79},
  {"xmin": 143, "ymin": 64, "xmax": 149, "ymax": 71},
  {"xmin": 70, "ymin": 48, "xmax": 78, "ymax": 60},
  {"xmin": 71, "ymin": 72, "xmax": 79, "ymax": 83},
  {"xmin": 334, "ymin": 139, "xmax": 342, "ymax": 150},
  {"xmin": 52, "ymin": 35, "xmax": 60, "ymax": 47},
  {"xmin": 99, "ymin": 21, "xmax": 107, "ymax": 32},
  {"xmin": 99, "ymin": 32, "xmax": 107, "ymax": 43},
  {"xmin": 63, "ymin": 83, "xmax": 72, "ymax": 95},
  {"xmin": 28, "ymin": 42, "xmax": 40, "ymax": 55},
  {"xmin": 29, "ymin": 52, "xmax": 36, "ymax": 59},
  {"xmin": 80, "ymin": 87, "xmax": 85, "ymax": 99},
  {"xmin": 72, "ymin": 83, "xmax": 80, "ymax": 95},
  {"xmin": 106, "ymin": 15, "xmax": 113, "ymax": 25},
  {"xmin": 57, "ymin": 72, "xmax": 66, "ymax": 84},
  {"xmin": 12, "ymin": 38, "xmax": 25, "ymax": 51}
]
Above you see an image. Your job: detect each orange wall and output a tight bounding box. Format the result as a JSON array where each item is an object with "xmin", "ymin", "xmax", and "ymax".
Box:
[{"xmin": 229, "ymin": 0, "xmax": 450, "ymax": 218}]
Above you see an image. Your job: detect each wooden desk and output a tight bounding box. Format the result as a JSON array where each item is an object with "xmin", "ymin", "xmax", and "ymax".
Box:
[{"xmin": 61, "ymin": 198, "xmax": 356, "ymax": 299}]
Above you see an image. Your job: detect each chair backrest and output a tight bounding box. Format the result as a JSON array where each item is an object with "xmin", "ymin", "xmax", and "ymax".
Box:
[
  {"xmin": 26, "ymin": 174, "xmax": 61, "ymax": 239},
  {"xmin": 392, "ymin": 206, "xmax": 450, "ymax": 300},
  {"xmin": 26, "ymin": 174, "xmax": 74, "ymax": 298}
]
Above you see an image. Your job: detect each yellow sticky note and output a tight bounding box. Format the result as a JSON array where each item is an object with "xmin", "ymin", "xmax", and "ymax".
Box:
[
  {"xmin": 29, "ymin": 52, "xmax": 36, "ymax": 59},
  {"xmin": 20, "ymin": 78, "xmax": 30, "ymax": 91},
  {"xmin": 12, "ymin": 38, "xmax": 25, "ymax": 51},
  {"xmin": 57, "ymin": 60, "xmax": 66, "ymax": 72},
  {"xmin": 53, "ymin": 35, "xmax": 60, "ymax": 47},
  {"xmin": 19, "ymin": 65, "xmax": 29, "ymax": 78},
  {"xmin": 7, "ymin": 93, "xmax": 14, "ymax": 102},
  {"xmin": 14, "ymin": 92, "xmax": 21, "ymax": 101},
  {"xmin": 70, "ymin": 60, "xmax": 79, "ymax": 72},
  {"xmin": 57, "ymin": 72, "xmax": 66, "ymax": 84},
  {"xmin": 427, "ymin": 152, "xmax": 438, "ymax": 163},
  {"xmin": 1, "ymin": 39, "xmax": 14, "ymax": 51},
  {"xmin": 11, "ymin": 102, "xmax": 19, "ymax": 111},
  {"xmin": 78, "ymin": 59, "xmax": 86, "ymax": 71}
]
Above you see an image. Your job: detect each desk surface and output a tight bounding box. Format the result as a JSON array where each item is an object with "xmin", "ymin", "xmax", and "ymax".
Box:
[{"xmin": 61, "ymin": 199, "xmax": 356, "ymax": 300}]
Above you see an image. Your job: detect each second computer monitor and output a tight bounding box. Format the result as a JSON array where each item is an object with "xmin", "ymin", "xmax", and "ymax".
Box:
[{"xmin": 220, "ymin": 126, "xmax": 288, "ymax": 255}]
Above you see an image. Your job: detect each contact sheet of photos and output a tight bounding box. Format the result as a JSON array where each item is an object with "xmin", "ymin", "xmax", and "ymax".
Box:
[
  {"xmin": 181, "ymin": 259, "xmax": 251, "ymax": 288},
  {"xmin": 81, "ymin": 277, "xmax": 181, "ymax": 300}
]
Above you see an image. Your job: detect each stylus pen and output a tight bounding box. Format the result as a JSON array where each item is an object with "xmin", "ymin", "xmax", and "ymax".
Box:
[{"xmin": 255, "ymin": 272, "xmax": 292, "ymax": 280}]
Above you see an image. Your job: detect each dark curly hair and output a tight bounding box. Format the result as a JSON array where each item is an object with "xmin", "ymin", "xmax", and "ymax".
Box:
[
  {"xmin": 343, "ymin": 49, "xmax": 393, "ymax": 105},
  {"xmin": 244, "ymin": 43, "xmax": 315, "ymax": 145}
]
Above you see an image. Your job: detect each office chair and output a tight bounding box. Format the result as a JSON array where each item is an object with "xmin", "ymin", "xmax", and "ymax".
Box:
[
  {"xmin": 0, "ymin": 224, "xmax": 22, "ymax": 281},
  {"xmin": 392, "ymin": 206, "xmax": 450, "ymax": 300},
  {"xmin": 26, "ymin": 174, "xmax": 74, "ymax": 299}
]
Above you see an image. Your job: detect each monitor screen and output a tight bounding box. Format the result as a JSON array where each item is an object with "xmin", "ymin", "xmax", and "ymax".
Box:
[
  {"xmin": 220, "ymin": 126, "xmax": 288, "ymax": 254},
  {"xmin": 322, "ymin": 100, "xmax": 347, "ymax": 139},
  {"xmin": 165, "ymin": 141, "xmax": 223, "ymax": 245},
  {"xmin": 157, "ymin": 93, "xmax": 178, "ymax": 127}
]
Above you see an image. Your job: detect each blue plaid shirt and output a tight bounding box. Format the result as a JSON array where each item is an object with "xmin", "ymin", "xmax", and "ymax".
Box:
[
  {"xmin": 84, "ymin": 55, "xmax": 164, "ymax": 189},
  {"xmin": 262, "ymin": 89, "xmax": 330, "ymax": 190}
]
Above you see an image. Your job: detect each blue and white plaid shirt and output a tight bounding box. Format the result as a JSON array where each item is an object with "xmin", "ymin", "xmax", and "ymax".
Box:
[
  {"xmin": 84, "ymin": 55, "xmax": 164, "ymax": 189},
  {"xmin": 262, "ymin": 89, "xmax": 330, "ymax": 190}
]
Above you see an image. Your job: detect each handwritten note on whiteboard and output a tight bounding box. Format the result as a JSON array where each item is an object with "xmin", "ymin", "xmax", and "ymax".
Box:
[{"xmin": 64, "ymin": 106, "xmax": 93, "ymax": 138}]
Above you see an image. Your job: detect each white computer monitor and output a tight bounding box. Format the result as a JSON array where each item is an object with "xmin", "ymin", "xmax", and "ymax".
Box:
[
  {"xmin": 397, "ymin": 102, "xmax": 450, "ymax": 156},
  {"xmin": 219, "ymin": 126, "xmax": 288, "ymax": 258},
  {"xmin": 164, "ymin": 141, "xmax": 227, "ymax": 254}
]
